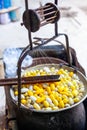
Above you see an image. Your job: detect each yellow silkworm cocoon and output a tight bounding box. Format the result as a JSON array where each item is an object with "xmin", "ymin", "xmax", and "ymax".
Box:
[
  {"xmin": 54, "ymin": 81, "xmax": 61, "ymax": 86},
  {"xmin": 14, "ymin": 90, "xmax": 18, "ymax": 96},
  {"xmin": 46, "ymin": 87, "xmax": 51, "ymax": 94},
  {"xmin": 24, "ymin": 92, "xmax": 28, "ymax": 97},
  {"xmin": 35, "ymin": 89, "xmax": 44, "ymax": 95},
  {"xmin": 69, "ymin": 72, "xmax": 74, "ymax": 77},
  {"xmin": 67, "ymin": 92, "xmax": 73, "ymax": 98},
  {"xmin": 34, "ymin": 94, "xmax": 39, "ymax": 98},
  {"xmin": 52, "ymin": 106, "xmax": 58, "ymax": 110},
  {"xmin": 50, "ymin": 83, "xmax": 55, "ymax": 91},
  {"xmin": 63, "ymin": 87, "xmax": 69, "ymax": 92},
  {"xmin": 71, "ymin": 85, "xmax": 76, "ymax": 90},
  {"xmin": 52, "ymin": 92, "xmax": 58, "ymax": 99},
  {"xmin": 33, "ymin": 85, "xmax": 39, "ymax": 90},
  {"xmin": 50, "ymin": 94, "xmax": 55, "ymax": 101},
  {"xmin": 60, "ymin": 91, "xmax": 73, "ymax": 98},
  {"xmin": 28, "ymin": 90, "xmax": 33, "ymax": 96},
  {"xmin": 63, "ymin": 98, "xmax": 69, "ymax": 104},
  {"xmin": 21, "ymin": 99, "xmax": 27, "ymax": 105},
  {"xmin": 33, "ymin": 103, "xmax": 41, "ymax": 110},
  {"xmin": 40, "ymin": 72, "xmax": 46, "ymax": 76},
  {"xmin": 52, "ymin": 98, "xmax": 58, "ymax": 106},
  {"xmin": 36, "ymin": 97, "xmax": 45, "ymax": 103},
  {"xmin": 56, "ymin": 96, "xmax": 62, "ymax": 101},
  {"xmin": 72, "ymin": 80, "xmax": 77, "ymax": 86},
  {"xmin": 39, "ymin": 93, "xmax": 44, "ymax": 97},
  {"xmin": 43, "ymin": 101, "xmax": 50, "ymax": 108},
  {"xmin": 59, "ymin": 100, "xmax": 64, "ymax": 108},
  {"xmin": 62, "ymin": 95, "xmax": 68, "ymax": 99},
  {"xmin": 58, "ymin": 86, "xmax": 64, "ymax": 92},
  {"xmin": 72, "ymin": 90, "xmax": 78, "ymax": 97},
  {"xmin": 74, "ymin": 97, "xmax": 80, "ymax": 103}
]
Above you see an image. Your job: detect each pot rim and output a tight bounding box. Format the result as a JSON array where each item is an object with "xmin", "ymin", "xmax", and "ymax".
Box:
[{"xmin": 10, "ymin": 63, "xmax": 87, "ymax": 113}]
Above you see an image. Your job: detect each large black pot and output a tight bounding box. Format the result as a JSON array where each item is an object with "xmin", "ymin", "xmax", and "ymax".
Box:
[
  {"xmin": 10, "ymin": 58, "xmax": 87, "ymax": 130},
  {"xmin": 4, "ymin": 47, "xmax": 87, "ymax": 130},
  {"xmin": 15, "ymin": 103, "xmax": 86, "ymax": 130},
  {"xmin": 5, "ymin": 81, "xmax": 85, "ymax": 130}
]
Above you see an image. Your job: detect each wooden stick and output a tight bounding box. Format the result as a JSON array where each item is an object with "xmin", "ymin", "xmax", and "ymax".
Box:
[{"xmin": 0, "ymin": 75, "xmax": 60, "ymax": 86}]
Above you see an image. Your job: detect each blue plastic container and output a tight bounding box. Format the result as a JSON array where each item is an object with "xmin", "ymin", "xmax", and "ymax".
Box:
[
  {"xmin": 9, "ymin": 11, "xmax": 17, "ymax": 21},
  {"xmin": 3, "ymin": 0, "xmax": 11, "ymax": 8},
  {"xmin": 0, "ymin": 0, "xmax": 4, "ymax": 9}
]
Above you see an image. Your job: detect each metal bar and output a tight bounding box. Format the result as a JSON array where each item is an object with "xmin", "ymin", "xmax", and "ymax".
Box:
[
  {"xmin": 17, "ymin": 0, "xmax": 33, "ymax": 109},
  {"xmin": 58, "ymin": 33, "xmax": 72, "ymax": 66},
  {"xmin": 35, "ymin": 4, "xmax": 51, "ymax": 11},
  {"xmin": 41, "ymin": 19, "xmax": 54, "ymax": 26},
  {"xmin": 25, "ymin": 0, "xmax": 28, "ymax": 10},
  {"xmin": 54, "ymin": 23, "xmax": 58, "ymax": 36},
  {"xmin": 17, "ymin": 48, "xmax": 30, "ymax": 109},
  {"xmin": 42, "ymin": 7, "xmax": 54, "ymax": 12},
  {"xmin": 33, "ymin": 35, "xmax": 58, "ymax": 48},
  {"xmin": 55, "ymin": 0, "xmax": 58, "ymax": 5},
  {"xmin": 36, "ymin": 7, "xmax": 54, "ymax": 13},
  {"xmin": 25, "ymin": 0, "xmax": 33, "ymax": 50},
  {"xmin": 41, "ymin": 15, "xmax": 56, "ymax": 22},
  {"xmin": 40, "ymin": 10, "xmax": 56, "ymax": 17},
  {"xmin": 54, "ymin": 0, "xmax": 58, "ymax": 36}
]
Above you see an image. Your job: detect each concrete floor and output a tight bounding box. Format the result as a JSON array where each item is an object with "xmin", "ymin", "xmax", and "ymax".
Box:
[{"xmin": 0, "ymin": 1, "xmax": 87, "ymax": 127}]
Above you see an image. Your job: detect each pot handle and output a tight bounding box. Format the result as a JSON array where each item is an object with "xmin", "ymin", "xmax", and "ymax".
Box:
[
  {"xmin": 33, "ymin": 33, "xmax": 72, "ymax": 67},
  {"xmin": 56, "ymin": 33, "xmax": 72, "ymax": 66},
  {"xmin": 17, "ymin": 33, "xmax": 72, "ymax": 109}
]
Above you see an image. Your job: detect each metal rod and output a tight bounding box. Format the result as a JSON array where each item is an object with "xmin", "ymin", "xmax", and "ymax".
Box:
[
  {"xmin": 35, "ymin": 4, "xmax": 51, "ymax": 11},
  {"xmin": 41, "ymin": 15, "xmax": 56, "ymax": 23},
  {"xmin": 36, "ymin": 7, "xmax": 54, "ymax": 14},
  {"xmin": 40, "ymin": 10, "xmax": 56, "ymax": 17},
  {"xmin": 41, "ymin": 19, "xmax": 54, "ymax": 26},
  {"xmin": 54, "ymin": 18, "xmax": 58, "ymax": 35},
  {"xmin": 25, "ymin": 0, "xmax": 28, "ymax": 10},
  {"xmin": 18, "ymin": 0, "xmax": 33, "ymax": 109},
  {"xmin": 55, "ymin": 0, "xmax": 58, "ymax": 5},
  {"xmin": 42, "ymin": 7, "xmax": 54, "ymax": 12},
  {"xmin": 58, "ymin": 33, "xmax": 71, "ymax": 66},
  {"xmin": 25, "ymin": 0, "xmax": 33, "ymax": 50},
  {"xmin": 54, "ymin": 0, "xmax": 58, "ymax": 36}
]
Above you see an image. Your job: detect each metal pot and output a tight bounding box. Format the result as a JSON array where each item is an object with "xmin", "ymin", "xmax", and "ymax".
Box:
[{"xmin": 9, "ymin": 57, "xmax": 87, "ymax": 130}]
